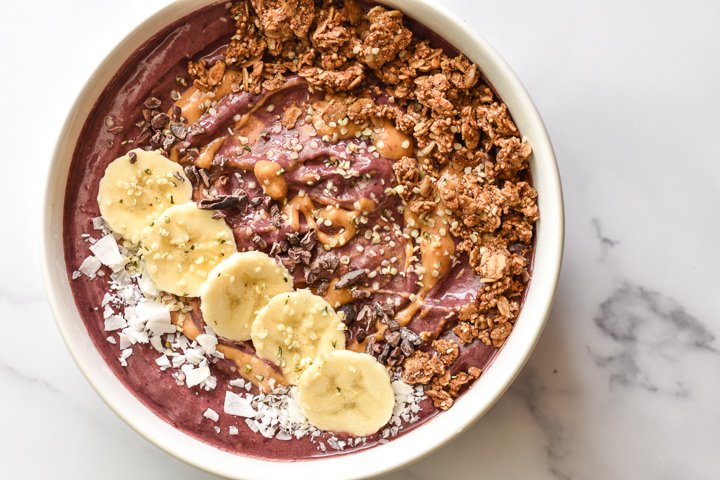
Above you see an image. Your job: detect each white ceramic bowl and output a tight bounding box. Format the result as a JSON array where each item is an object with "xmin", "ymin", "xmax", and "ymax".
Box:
[{"xmin": 42, "ymin": 1, "xmax": 564, "ymax": 478}]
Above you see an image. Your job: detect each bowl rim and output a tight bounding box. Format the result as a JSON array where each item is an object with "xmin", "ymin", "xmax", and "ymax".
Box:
[{"xmin": 41, "ymin": 0, "xmax": 564, "ymax": 478}]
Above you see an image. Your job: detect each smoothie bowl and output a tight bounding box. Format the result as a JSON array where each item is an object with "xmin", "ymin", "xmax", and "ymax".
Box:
[{"xmin": 42, "ymin": 0, "xmax": 563, "ymax": 478}]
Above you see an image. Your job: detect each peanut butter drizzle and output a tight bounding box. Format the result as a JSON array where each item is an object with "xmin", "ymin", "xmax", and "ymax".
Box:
[
  {"xmin": 174, "ymin": 71, "xmax": 244, "ymax": 124},
  {"xmin": 348, "ymin": 208, "xmax": 455, "ymax": 352},
  {"xmin": 316, "ymin": 206, "xmax": 359, "ymax": 247},
  {"xmin": 216, "ymin": 345, "xmax": 285, "ymax": 394},
  {"xmin": 174, "ymin": 70, "xmax": 284, "ymax": 168},
  {"xmin": 323, "ymin": 279, "xmax": 354, "ymax": 309},
  {"xmin": 371, "ymin": 120, "xmax": 413, "ymax": 160},
  {"xmin": 171, "ymin": 311, "xmax": 284, "ymax": 393},
  {"xmin": 174, "ymin": 87, "xmax": 204, "ymax": 125},
  {"xmin": 195, "ymin": 135, "xmax": 227, "ymax": 169},
  {"xmin": 253, "ymin": 160, "xmax": 287, "ymax": 201},
  {"xmin": 284, "ymin": 195, "xmax": 374, "ymax": 248},
  {"xmin": 311, "ymin": 113, "xmax": 412, "ymax": 160},
  {"xmin": 396, "ymin": 209, "xmax": 455, "ymax": 320}
]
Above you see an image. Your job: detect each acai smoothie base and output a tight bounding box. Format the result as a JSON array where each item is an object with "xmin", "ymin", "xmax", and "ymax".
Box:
[{"xmin": 65, "ymin": 0, "xmax": 538, "ymax": 459}]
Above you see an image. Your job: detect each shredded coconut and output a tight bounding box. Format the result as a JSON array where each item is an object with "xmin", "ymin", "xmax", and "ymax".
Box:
[
  {"xmin": 183, "ymin": 364, "xmax": 211, "ymax": 388},
  {"xmin": 89, "ymin": 234, "xmax": 126, "ymax": 271},
  {"xmin": 203, "ymin": 408, "xmax": 220, "ymax": 422},
  {"xmin": 78, "ymin": 256, "xmax": 102, "ymax": 278},
  {"xmin": 224, "ymin": 391, "xmax": 257, "ymax": 418}
]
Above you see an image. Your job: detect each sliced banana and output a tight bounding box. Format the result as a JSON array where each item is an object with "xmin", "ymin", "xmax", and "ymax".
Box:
[
  {"xmin": 200, "ymin": 251, "xmax": 293, "ymax": 342},
  {"xmin": 296, "ymin": 350, "xmax": 395, "ymax": 436},
  {"xmin": 140, "ymin": 202, "xmax": 236, "ymax": 297},
  {"xmin": 251, "ymin": 289, "xmax": 346, "ymax": 384},
  {"xmin": 98, "ymin": 148, "xmax": 192, "ymax": 243}
]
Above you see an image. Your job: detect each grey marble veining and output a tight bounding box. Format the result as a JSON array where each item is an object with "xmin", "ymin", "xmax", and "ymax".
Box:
[
  {"xmin": 590, "ymin": 218, "xmax": 618, "ymax": 261},
  {"xmin": 511, "ymin": 369, "xmax": 572, "ymax": 480},
  {"xmin": 591, "ymin": 282, "xmax": 717, "ymax": 396},
  {"xmin": 0, "ymin": 361, "xmax": 60, "ymax": 393},
  {"xmin": 2, "ymin": 0, "xmax": 720, "ymax": 478}
]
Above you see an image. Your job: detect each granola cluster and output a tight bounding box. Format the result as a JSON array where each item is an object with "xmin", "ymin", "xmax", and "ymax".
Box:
[
  {"xmin": 185, "ymin": 0, "xmax": 538, "ymax": 411},
  {"xmin": 402, "ymin": 339, "xmax": 481, "ymax": 410}
]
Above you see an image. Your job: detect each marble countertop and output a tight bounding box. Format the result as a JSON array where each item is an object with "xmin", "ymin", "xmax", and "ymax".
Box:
[{"xmin": 2, "ymin": 0, "xmax": 719, "ymax": 478}]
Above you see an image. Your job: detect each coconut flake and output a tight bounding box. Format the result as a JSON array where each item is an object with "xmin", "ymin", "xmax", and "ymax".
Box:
[
  {"xmin": 92, "ymin": 216, "xmax": 108, "ymax": 231},
  {"xmin": 135, "ymin": 299, "xmax": 171, "ymax": 322},
  {"xmin": 78, "ymin": 256, "xmax": 102, "ymax": 278},
  {"xmin": 392, "ymin": 379, "xmax": 414, "ymax": 397},
  {"xmin": 104, "ymin": 314, "xmax": 127, "ymax": 331},
  {"xmin": 183, "ymin": 364, "xmax": 210, "ymax": 388},
  {"xmin": 224, "ymin": 391, "xmax": 257, "ymax": 418},
  {"xmin": 196, "ymin": 334, "xmax": 218, "ymax": 355},
  {"xmin": 119, "ymin": 348, "xmax": 133, "ymax": 366},
  {"xmin": 155, "ymin": 355, "xmax": 171, "ymax": 370},
  {"xmin": 89, "ymin": 234, "xmax": 125, "ymax": 271},
  {"xmin": 138, "ymin": 270, "xmax": 159, "ymax": 297},
  {"xmin": 172, "ymin": 355, "xmax": 187, "ymax": 368},
  {"xmin": 245, "ymin": 418, "xmax": 259, "ymax": 433},
  {"xmin": 203, "ymin": 408, "xmax": 219, "ymax": 422},
  {"xmin": 203, "ymin": 375, "xmax": 218, "ymax": 391},
  {"xmin": 229, "ymin": 378, "xmax": 246, "ymax": 388},
  {"xmin": 150, "ymin": 334, "xmax": 164, "ymax": 352},
  {"xmin": 184, "ymin": 348, "xmax": 205, "ymax": 365},
  {"xmin": 118, "ymin": 332, "xmax": 131, "ymax": 349}
]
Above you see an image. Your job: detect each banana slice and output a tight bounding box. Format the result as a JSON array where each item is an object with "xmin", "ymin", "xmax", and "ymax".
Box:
[
  {"xmin": 140, "ymin": 202, "xmax": 236, "ymax": 297},
  {"xmin": 251, "ymin": 289, "xmax": 346, "ymax": 384},
  {"xmin": 296, "ymin": 350, "xmax": 395, "ymax": 436},
  {"xmin": 98, "ymin": 149, "xmax": 192, "ymax": 243},
  {"xmin": 200, "ymin": 251, "xmax": 293, "ymax": 342}
]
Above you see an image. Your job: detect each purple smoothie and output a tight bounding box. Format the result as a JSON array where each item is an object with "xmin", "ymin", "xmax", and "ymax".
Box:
[{"xmin": 63, "ymin": 1, "xmax": 530, "ymax": 460}]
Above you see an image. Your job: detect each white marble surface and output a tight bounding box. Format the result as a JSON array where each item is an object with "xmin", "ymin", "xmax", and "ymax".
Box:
[{"xmin": 1, "ymin": 0, "xmax": 719, "ymax": 478}]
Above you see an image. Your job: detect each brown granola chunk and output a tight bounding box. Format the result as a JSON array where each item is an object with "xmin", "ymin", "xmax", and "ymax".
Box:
[
  {"xmin": 476, "ymin": 102, "xmax": 519, "ymax": 149},
  {"xmin": 300, "ymin": 64, "xmax": 365, "ymax": 92},
  {"xmin": 426, "ymin": 367, "xmax": 481, "ymax": 410},
  {"xmin": 393, "ymin": 156, "xmax": 419, "ymax": 192},
  {"xmin": 433, "ymin": 339, "xmax": 459, "ymax": 367},
  {"xmin": 441, "ymin": 177, "xmax": 505, "ymax": 232},
  {"xmin": 401, "ymin": 351, "xmax": 443, "ymax": 384},
  {"xmin": 426, "ymin": 386, "xmax": 453, "ymax": 410},
  {"xmin": 501, "ymin": 181, "xmax": 539, "ymax": 222},
  {"xmin": 250, "ymin": 0, "xmax": 314, "ymax": 40},
  {"xmin": 414, "ymin": 74, "xmax": 454, "ymax": 116},
  {"xmin": 360, "ymin": 7, "xmax": 412, "ymax": 69},
  {"xmin": 410, "ymin": 40, "xmax": 444, "ymax": 72},
  {"xmin": 453, "ymin": 321, "xmax": 479, "ymax": 344},
  {"xmin": 346, "ymin": 97, "xmax": 375, "ymax": 123},
  {"xmin": 281, "ymin": 104, "xmax": 303, "ymax": 129},
  {"xmin": 475, "ymin": 246, "xmax": 511, "ymax": 283},
  {"xmin": 224, "ymin": 2, "xmax": 267, "ymax": 65},
  {"xmin": 460, "ymin": 105, "xmax": 480, "ymax": 150},
  {"xmin": 489, "ymin": 322, "xmax": 513, "ymax": 348},
  {"xmin": 188, "ymin": 60, "xmax": 227, "ymax": 91},
  {"xmin": 407, "ymin": 199, "xmax": 435, "ymax": 214},
  {"xmin": 495, "ymin": 137, "xmax": 532, "ymax": 179},
  {"xmin": 441, "ymin": 54, "xmax": 479, "ymax": 91},
  {"xmin": 311, "ymin": 3, "xmax": 362, "ymax": 70}
]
